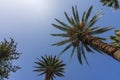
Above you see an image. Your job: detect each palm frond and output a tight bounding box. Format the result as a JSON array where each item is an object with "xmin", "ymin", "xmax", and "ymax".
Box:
[
  {"xmin": 87, "ymin": 9, "xmax": 103, "ymax": 28},
  {"xmin": 51, "ymin": 33, "xmax": 68, "ymax": 37},
  {"xmin": 91, "ymin": 26, "xmax": 113, "ymax": 35},
  {"xmin": 90, "ymin": 26, "xmax": 100, "ymax": 31},
  {"xmin": 41, "ymin": 55, "xmax": 48, "ymax": 66},
  {"xmin": 72, "ymin": 6, "xmax": 79, "ymax": 25},
  {"xmin": 81, "ymin": 44, "xmax": 88, "ymax": 64},
  {"xmin": 84, "ymin": 44, "xmax": 94, "ymax": 53},
  {"xmin": 82, "ymin": 11, "xmax": 86, "ymax": 22},
  {"xmin": 55, "ymin": 18, "xmax": 71, "ymax": 28},
  {"xmin": 70, "ymin": 47, "xmax": 76, "ymax": 61},
  {"xmin": 85, "ymin": 6, "xmax": 93, "ymax": 23},
  {"xmin": 80, "ymin": 38, "xmax": 95, "ymax": 53},
  {"xmin": 77, "ymin": 45, "xmax": 82, "ymax": 64},
  {"xmin": 75, "ymin": 6, "xmax": 80, "ymax": 23},
  {"xmin": 52, "ymin": 39, "xmax": 70, "ymax": 46},
  {"xmin": 64, "ymin": 12, "xmax": 76, "ymax": 26},
  {"xmin": 52, "ymin": 24, "xmax": 68, "ymax": 32},
  {"xmin": 94, "ymin": 36, "xmax": 106, "ymax": 40},
  {"xmin": 59, "ymin": 44, "xmax": 72, "ymax": 55}
]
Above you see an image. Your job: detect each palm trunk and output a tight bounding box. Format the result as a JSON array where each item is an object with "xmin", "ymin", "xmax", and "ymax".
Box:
[
  {"xmin": 45, "ymin": 73, "xmax": 51, "ymax": 80},
  {"xmin": 83, "ymin": 34, "xmax": 120, "ymax": 62}
]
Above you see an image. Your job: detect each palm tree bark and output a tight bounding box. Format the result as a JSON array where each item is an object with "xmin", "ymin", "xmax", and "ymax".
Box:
[
  {"xmin": 45, "ymin": 73, "xmax": 51, "ymax": 80},
  {"xmin": 83, "ymin": 34, "xmax": 120, "ymax": 62}
]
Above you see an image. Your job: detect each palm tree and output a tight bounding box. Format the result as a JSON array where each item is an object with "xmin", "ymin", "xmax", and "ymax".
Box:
[
  {"xmin": 0, "ymin": 38, "xmax": 21, "ymax": 80},
  {"xmin": 110, "ymin": 30, "xmax": 120, "ymax": 48},
  {"xmin": 100, "ymin": 0, "xmax": 119, "ymax": 9},
  {"xmin": 51, "ymin": 5, "xmax": 120, "ymax": 64},
  {"xmin": 33, "ymin": 55, "xmax": 66, "ymax": 80}
]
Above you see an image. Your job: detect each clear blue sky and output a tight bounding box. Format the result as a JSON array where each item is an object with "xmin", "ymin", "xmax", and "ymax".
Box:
[{"xmin": 0, "ymin": 0, "xmax": 120, "ymax": 80}]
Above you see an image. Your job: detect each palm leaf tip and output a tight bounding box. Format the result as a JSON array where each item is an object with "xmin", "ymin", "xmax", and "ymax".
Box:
[
  {"xmin": 52, "ymin": 23, "xmax": 68, "ymax": 32},
  {"xmin": 72, "ymin": 6, "xmax": 79, "ymax": 23},
  {"xmin": 85, "ymin": 5, "xmax": 93, "ymax": 23}
]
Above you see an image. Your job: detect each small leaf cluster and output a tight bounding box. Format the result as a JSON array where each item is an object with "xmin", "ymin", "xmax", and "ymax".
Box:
[
  {"xmin": 110, "ymin": 30, "xmax": 120, "ymax": 48},
  {"xmin": 100, "ymin": 0, "xmax": 119, "ymax": 9}
]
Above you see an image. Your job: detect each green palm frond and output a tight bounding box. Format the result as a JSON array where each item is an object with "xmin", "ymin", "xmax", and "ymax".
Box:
[
  {"xmin": 59, "ymin": 44, "xmax": 72, "ymax": 55},
  {"xmin": 70, "ymin": 47, "xmax": 76, "ymax": 61},
  {"xmin": 85, "ymin": 6, "xmax": 93, "ymax": 23},
  {"xmin": 52, "ymin": 5, "xmax": 112, "ymax": 64},
  {"xmin": 52, "ymin": 39, "xmax": 70, "ymax": 46},
  {"xmin": 83, "ymin": 43, "xmax": 94, "ymax": 53},
  {"xmin": 110, "ymin": 30, "xmax": 120, "ymax": 48},
  {"xmin": 72, "ymin": 6, "xmax": 80, "ymax": 25},
  {"xmin": 86, "ymin": 9, "xmax": 103, "ymax": 28},
  {"xmin": 33, "ymin": 55, "xmax": 66, "ymax": 80},
  {"xmin": 90, "ymin": 26, "xmax": 113, "ymax": 35},
  {"xmin": 55, "ymin": 18, "xmax": 71, "ymax": 29},
  {"xmin": 64, "ymin": 12, "xmax": 75, "ymax": 27},
  {"xmin": 51, "ymin": 33, "xmax": 68, "ymax": 37},
  {"xmin": 80, "ymin": 44, "xmax": 89, "ymax": 64},
  {"xmin": 100, "ymin": 0, "xmax": 120, "ymax": 9},
  {"xmin": 77, "ymin": 45, "xmax": 82, "ymax": 64},
  {"xmin": 52, "ymin": 23, "xmax": 68, "ymax": 32}
]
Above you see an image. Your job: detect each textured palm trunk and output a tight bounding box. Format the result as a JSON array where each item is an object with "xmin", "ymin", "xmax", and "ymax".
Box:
[
  {"xmin": 45, "ymin": 73, "xmax": 51, "ymax": 80},
  {"xmin": 84, "ymin": 34, "xmax": 120, "ymax": 62}
]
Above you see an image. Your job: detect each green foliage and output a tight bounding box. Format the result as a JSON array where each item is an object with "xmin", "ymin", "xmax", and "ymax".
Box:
[
  {"xmin": 0, "ymin": 38, "xmax": 21, "ymax": 80},
  {"xmin": 33, "ymin": 55, "xmax": 66, "ymax": 80},
  {"xmin": 51, "ymin": 6, "xmax": 113, "ymax": 64},
  {"xmin": 110, "ymin": 30, "xmax": 120, "ymax": 48},
  {"xmin": 100, "ymin": 0, "xmax": 119, "ymax": 9}
]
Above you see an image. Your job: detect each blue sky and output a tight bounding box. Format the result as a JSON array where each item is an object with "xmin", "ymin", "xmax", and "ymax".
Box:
[{"xmin": 0, "ymin": 0, "xmax": 120, "ymax": 80}]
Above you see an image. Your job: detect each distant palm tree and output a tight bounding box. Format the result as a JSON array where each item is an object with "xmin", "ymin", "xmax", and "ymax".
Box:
[
  {"xmin": 100, "ymin": 0, "xmax": 119, "ymax": 9},
  {"xmin": 51, "ymin": 5, "xmax": 120, "ymax": 64},
  {"xmin": 0, "ymin": 38, "xmax": 21, "ymax": 80},
  {"xmin": 110, "ymin": 30, "xmax": 120, "ymax": 48},
  {"xmin": 33, "ymin": 55, "xmax": 66, "ymax": 80}
]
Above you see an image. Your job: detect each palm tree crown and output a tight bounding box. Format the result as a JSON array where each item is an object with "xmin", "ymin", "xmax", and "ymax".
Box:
[
  {"xmin": 33, "ymin": 55, "xmax": 66, "ymax": 80},
  {"xmin": 51, "ymin": 6, "xmax": 113, "ymax": 64},
  {"xmin": 100, "ymin": 0, "xmax": 120, "ymax": 9}
]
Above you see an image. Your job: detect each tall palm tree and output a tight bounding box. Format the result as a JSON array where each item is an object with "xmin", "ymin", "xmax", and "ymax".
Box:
[
  {"xmin": 100, "ymin": 0, "xmax": 119, "ymax": 9},
  {"xmin": 51, "ymin": 5, "xmax": 120, "ymax": 64},
  {"xmin": 33, "ymin": 55, "xmax": 66, "ymax": 80},
  {"xmin": 110, "ymin": 30, "xmax": 120, "ymax": 48},
  {"xmin": 0, "ymin": 38, "xmax": 21, "ymax": 80}
]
